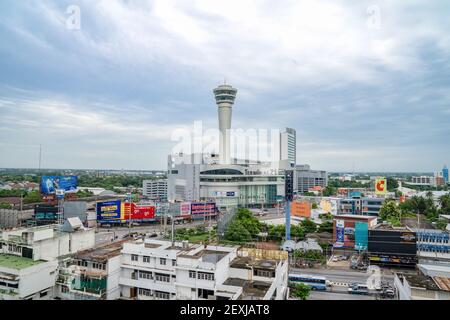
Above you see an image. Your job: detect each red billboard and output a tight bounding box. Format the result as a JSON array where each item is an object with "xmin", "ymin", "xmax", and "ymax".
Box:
[{"xmin": 122, "ymin": 203, "xmax": 155, "ymax": 220}]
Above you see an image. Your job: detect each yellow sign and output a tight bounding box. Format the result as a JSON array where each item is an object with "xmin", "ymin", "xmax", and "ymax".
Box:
[{"xmin": 375, "ymin": 177, "xmax": 387, "ymax": 195}]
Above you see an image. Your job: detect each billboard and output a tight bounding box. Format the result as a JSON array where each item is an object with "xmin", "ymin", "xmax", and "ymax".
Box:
[
  {"xmin": 97, "ymin": 201, "xmax": 122, "ymax": 221},
  {"xmin": 291, "ymin": 201, "xmax": 311, "ymax": 218},
  {"xmin": 191, "ymin": 202, "xmax": 216, "ymax": 215},
  {"xmin": 355, "ymin": 222, "xmax": 369, "ymax": 250},
  {"xmin": 335, "ymin": 220, "xmax": 345, "ymax": 247},
  {"xmin": 34, "ymin": 205, "xmax": 58, "ymax": 220},
  {"xmin": 180, "ymin": 202, "xmax": 192, "ymax": 216},
  {"xmin": 375, "ymin": 178, "xmax": 387, "ymax": 195},
  {"xmin": 41, "ymin": 176, "xmax": 78, "ymax": 195},
  {"xmin": 368, "ymin": 230, "xmax": 417, "ymax": 255},
  {"xmin": 122, "ymin": 203, "xmax": 155, "ymax": 220}
]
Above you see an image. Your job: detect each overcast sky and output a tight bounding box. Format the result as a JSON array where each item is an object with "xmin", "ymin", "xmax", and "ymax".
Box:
[{"xmin": 0, "ymin": 0, "xmax": 449, "ymax": 172}]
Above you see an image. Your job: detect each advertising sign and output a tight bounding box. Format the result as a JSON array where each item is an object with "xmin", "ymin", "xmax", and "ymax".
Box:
[
  {"xmin": 375, "ymin": 178, "xmax": 387, "ymax": 195},
  {"xmin": 180, "ymin": 202, "xmax": 191, "ymax": 216},
  {"xmin": 355, "ymin": 222, "xmax": 369, "ymax": 250},
  {"xmin": 191, "ymin": 202, "xmax": 216, "ymax": 215},
  {"xmin": 97, "ymin": 201, "xmax": 122, "ymax": 221},
  {"xmin": 131, "ymin": 204, "xmax": 155, "ymax": 220},
  {"xmin": 121, "ymin": 203, "xmax": 156, "ymax": 220},
  {"xmin": 335, "ymin": 220, "xmax": 345, "ymax": 247},
  {"xmin": 41, "ymin": 176, "xmax": 78, "ymax": 194}
]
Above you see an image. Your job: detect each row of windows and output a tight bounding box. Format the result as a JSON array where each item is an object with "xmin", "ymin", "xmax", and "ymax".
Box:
[
  {"xmin": 75, "ymin": 260, "xmax": 106, "ymax": 270},
  {"xmin": 189, "ymin": 271, "xmax": 215, "ymax": 281},
  {"xmin": 0, "ymin": 281, "xmax": 19, "ymax": 289},
  {"xmin": 131, "ymin": 255, "xmax": 176, "ymax": 266},
  {"xmin": 138, "ymin": 288, "xmax": 173, "ymax": 299}
]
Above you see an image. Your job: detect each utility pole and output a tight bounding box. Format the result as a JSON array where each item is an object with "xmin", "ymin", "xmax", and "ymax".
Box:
[{"xmin": 171, "ymin": 214, "xmax": 175, "ymax": 246}]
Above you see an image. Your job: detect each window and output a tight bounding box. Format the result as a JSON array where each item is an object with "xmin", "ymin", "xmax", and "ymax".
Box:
[
  {"xmin": 155, "ymin": 273, "xmax": 170, "ymax": 283},
  {"xmin": 160, "ymin": 258, "xmax": 166, "ymax": 265},
  {"xmin": 154, "ymin": 291, "xmax": 170, "ymax": 299},
  {"xmin": 197, "ymin": 272, "xmax": 214, "ymax": 281},
  {"xmin": 40, "ymin": 290, "xmax": 48, "ymax": 298},
  {"xmin": 138, "ymin": 288, "xmax": 152, "ymax": 297},
  {"xmin": 139, "ymin": 271, "xmax": 152, "ymax": 280},
  {"xmin": 254, "ymin": 270, "xmax": 273, "ymax": 278},
  {"xmin": 172, "ymin": 259, "xmax": 176, "ymax": 266},
  {"xmin": 189, "ymin": 271, "xmax": 196, "ymax": 279},
  {"xmin": 61, "ymin": 286, "xmax": 69, "ymax": 294},
  {"xmin": 131, "ymin": 254, "xmax": 139, "ymax": 262},
  {"xmin": 143, "ymin": 256, "xmax": 150, "ymax": 263}
]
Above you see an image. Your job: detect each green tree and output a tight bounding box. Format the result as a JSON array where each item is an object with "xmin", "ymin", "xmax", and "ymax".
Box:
[
  {"xmin": 301, "ymin": 219, "xmax": 317, "ymax": 234},
  {"xmin": 291, "ymin": 283, "xmax": 311, "ymax": 300},
  {"xmin": 224, "ymin": 220, "xmax": 251, "ymax": 242},
  {"xmin": 387, "ymin": 177, "xmax": 399, "ymax": 192},
  {"xmin": 322, "ymin": 186, "xmax": 336, "ymax": 197},
  {"xmin": 311, "ymin": 203, "xmax": 318, "ymax": 209},
  {"xmin": 317, "ymin": 221, "xmax": 333, "ymax": 233},
  {"xmin": 23, "ymin": 190, "xmax": 42, "ymax": 204},
  {"xmin": 379, "ymin": 200, "xmax": 401, "ymax": 221},
  {"xmin": 410, "ymin": 195, "xmax": 428, "ymax": 215},
  {"xmin": 0, "ymin": 202, "xmax": 13, "ymax": 209}
]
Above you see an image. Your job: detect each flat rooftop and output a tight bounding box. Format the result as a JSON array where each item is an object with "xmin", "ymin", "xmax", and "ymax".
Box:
[
  {"xmin": 178, "ymin": 249, "xmax": 229, "ymax": 263},
  {"xmin": 223, "ymin": 278, "xmax": 271, "ymax": 299},
  {"xmin": 76, "ymin": 241, "xmax": 127, "ymax": 262},
  {"xmin": 0, "ymin": 254, "xmax": 45, "ymax": 270},
  {"xmin": 230, "ymin": 256, "xmax": 277, "ymax": 270},
  {"xmin": 399, "ymin": 273, "xmax": 440, "ymax": 291}
]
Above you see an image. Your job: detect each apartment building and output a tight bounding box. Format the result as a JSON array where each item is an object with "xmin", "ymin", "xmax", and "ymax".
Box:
[
  {"xmin": 119, "ymin": 239, "xmax": 288, "ymax": 300},
  {"xmin": 56, "ymin": 241, "xmax": 126, "ymax": 300},
  {"xmin": 0, "ymin": 219, "xmax": 95, "ymax": 300}
]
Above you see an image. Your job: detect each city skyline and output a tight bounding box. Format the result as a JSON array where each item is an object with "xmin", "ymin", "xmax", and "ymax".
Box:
[{"xmin": 1, "ymin": 1, "xmax": 450, "ymax": 171}]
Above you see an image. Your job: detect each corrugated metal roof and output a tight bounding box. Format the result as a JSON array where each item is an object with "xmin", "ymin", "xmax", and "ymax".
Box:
[{"xmin": 433, "ymin": 277, "xmax": 450, "ymax": 292}]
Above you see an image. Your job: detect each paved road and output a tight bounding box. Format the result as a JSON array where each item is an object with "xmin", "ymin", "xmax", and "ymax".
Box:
[
  {"xmin": 95, "ymin": 211, "xmax": 284, "ymax": 245},
  {"xmin": 291, "ymin": 267, "xmax": 395, "ymax": 285}
]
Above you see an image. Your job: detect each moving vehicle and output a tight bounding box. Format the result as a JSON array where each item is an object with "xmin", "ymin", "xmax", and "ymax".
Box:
[
  {"xmin": 288, "ymin": 274, "xmax": 327, "ymax": 290},
  {"xmin": 348, "ymin": 283, "xmax": 369, "ymax": 295}
]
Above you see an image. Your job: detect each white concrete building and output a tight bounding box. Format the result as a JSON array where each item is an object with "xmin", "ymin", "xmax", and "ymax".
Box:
[
  {"xmin": 0, "ymin": 223, "xmax": 95, "ymax": 261},
  {"xmin": 0, "ymin": 254, "xmax": 58, "ymax": 300},
  {"xmin": 279, "ymin": 127, "xmax": 296, "ymax": 167},
  {"xmin": 0, "ymin": 221, "xmax": 95, "ymax": 300},
  {"xmin": 119, "ymin": 239, "xmax": 288, "ymax": 300},
  {"xmin": 143, "ymin": 179, "xmax": 168, "ymax": 201},
  {"xmin": 394, "ymin": 273, "xmax": 450, "ymax": 300},
  {"xmin": 56, "ymin": 241, "xmax": 125, "ymax": 300}
]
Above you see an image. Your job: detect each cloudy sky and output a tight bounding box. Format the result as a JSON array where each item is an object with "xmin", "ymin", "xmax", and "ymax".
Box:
[{"xmin": 0, "ymin": 0, "xmax": 449, "ymax": 172}]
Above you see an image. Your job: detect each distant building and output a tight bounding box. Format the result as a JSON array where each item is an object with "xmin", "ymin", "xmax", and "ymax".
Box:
[
  {"xmin": 411, "ymin": 175, "xmax": 445, "ymax": 187},
  {"xmin": 294, "ymin": 165, "xmax": 328, "ymax": 194},
  {"xmin": 279, "ymin": 128, "xmax": 296, "ymax": 167},
  {"xmin": 143, "ymin": 179, "xmax": 167, "ymax": 201},
  {"xmin": 337, "ymin": 197, "xmax": 384, "ymax": 216},
  {"xmin": 443, "ymin": 165, "xmax": 449, "ymax": 183}
]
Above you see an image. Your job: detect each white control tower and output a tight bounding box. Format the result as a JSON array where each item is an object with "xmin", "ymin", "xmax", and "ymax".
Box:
[{"xmin": 213, "ymin": 84, "xmax": 237, "ymax": 164}]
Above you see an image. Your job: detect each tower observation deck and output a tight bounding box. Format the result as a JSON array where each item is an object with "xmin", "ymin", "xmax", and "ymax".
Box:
[{"xmin": 213, "ymin": 84, "xmax": 238, "ymax": 165}]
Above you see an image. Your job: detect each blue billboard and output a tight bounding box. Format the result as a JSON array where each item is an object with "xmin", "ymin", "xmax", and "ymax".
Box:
[
  {"xmin": 97, "ymin": 201, "xmax": 122, "ymax": 222},
  {"xmin": 41, "ymin": 176, "xmax": 78, "ymax": 194},
  {"xmin": 335, "ymin": 219, "xmax": 345, "ymax": 248},
  {"xmin": 355, "ymin": 222, "xmax": 369, "ymax": 250}
]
